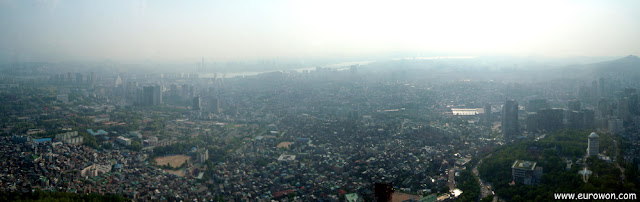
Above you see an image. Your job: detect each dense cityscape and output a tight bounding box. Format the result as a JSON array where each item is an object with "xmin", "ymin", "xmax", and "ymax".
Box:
[
  {"xmin": 2, "ymin": 1, "xmax": 640, "ymax": 201},
  {"xmin": 1, "ymin": 55, "xmax": 639, "ymax": 201}
]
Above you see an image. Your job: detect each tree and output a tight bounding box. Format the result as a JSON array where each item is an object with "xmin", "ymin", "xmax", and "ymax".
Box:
[
  {"xmin": 79, "ymin": 131, "xmax": 99, "ymax": 149},
  {"xmin": 126, "ymin": 140, "xmax": 142, "ymax": 151},
  {"xmin": 481, "ymin": 195, "xmax": 493, "ymax": 202},
  {"xmin": 456, "ymin": 170, "xmax": 480, "ymax": 201},
  {"xmin": 102, "ymin": 142, "xmax": 113, "ymax": 150},
  {"xmin": 440, "ymin": 186, "xmax": 449, "ymax": 194}
]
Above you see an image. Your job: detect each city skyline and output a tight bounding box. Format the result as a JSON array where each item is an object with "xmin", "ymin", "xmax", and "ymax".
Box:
[{"xmin": 0, "ymin": 1, "xmax": 639, "ymax": 201}]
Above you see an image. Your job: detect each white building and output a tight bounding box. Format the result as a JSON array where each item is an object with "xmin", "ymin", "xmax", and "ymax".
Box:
[
  {"xmin": 198, "ymin": 149, "xmax": 209, "ymax": 163},
  {"xmin": 587, "ymin": 132, "xmax": 599, "ymax": 156},
  {"xmin": 277, "ymin": 154, "xmax": 296, "ymax": 162},
  {"xmin": 116, "ymin": 136, "xmax": 132, "ymax": 146},
  {"xmin": 55, "ymin": 131, "xmax": 83, "ymax": 145},
  {"xmin": 80, "ymin": 164, "xmax": 112, "ymax": 177},
  {"xmin": 451, "ymin": 108, "xmax": 480, "ymax": 116}
]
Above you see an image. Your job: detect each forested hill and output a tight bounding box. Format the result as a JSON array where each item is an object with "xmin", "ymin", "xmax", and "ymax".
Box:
[{"xmin": 478, "ymin": 130, "xmax": 639, "ymax": 201}]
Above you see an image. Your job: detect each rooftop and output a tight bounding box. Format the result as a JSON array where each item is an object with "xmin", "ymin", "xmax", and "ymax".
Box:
[
  {"xmin": 277, "ymin": 154, "xmax": 296, "ymax": 161},
  {"xmin": 451, "ymin": 108, "xmax": 479, "ymax": 116},
  {"xmin": 512, "ymin": 160, "xmax": 537, "ymax": 170}
]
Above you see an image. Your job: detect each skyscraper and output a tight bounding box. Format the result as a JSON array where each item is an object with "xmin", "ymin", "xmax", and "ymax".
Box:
[
  {"xmin": 142, "ymin": 85, "xmax": 162, "ymax": 106},
  {"xmin": 154, "ymin": 84, "xmax": 162, "ymax": 105},
  {"xmin": 582, "ymin": 109, "xmax": 595, "ymax": 129},
  {"xmin": 76, "ymin": 73, "xmax": 83, "ymax": 83},
  {"xmin": 114, "ymin": 76, "xmax": 122, "ymax": 88},
  {"xmin": 537, "ymin": 108, "xmax": 564, "ymax": 133},
  {"xmin": 143, "ymin": 86, "xmax": 155, "ymax": 106},
  {"xmin": 617, "ymin": 97, "xmax": 630, "ymax": 123},
  {"xmin": 90, "ymin": 72, "xmax": 96, "ymax": 84},
  {"xmin": 597, "ymin": 98, "xmax": 611, "ymax": 117},
  {"xmin": 598, "ymin": 77, "xmax": 605, "ymax": 97},
  {"xmin": 626, "ymin": 90, "xmax": 639, "ymax": 116},
  {"xmin": 209, "ymin": 98, "xmax": 220, "ymax": 113},
  {"xmin": 502, "ymin": 100, "xmax": 519, "ymax": 138},
  {"xmin": 193, "ymin": 96, "xmax": 201, "ymax": 110},
  {"xmin": 591, "ymin": 80, "xmax": 598, "ymax": 101},
  {"xmin": 567, "ymin": 110, "xmax": 584, "ymax": 129},
  {"xmin": 483, "ymin": 104, "xmax": 492, "ymax": 126}
]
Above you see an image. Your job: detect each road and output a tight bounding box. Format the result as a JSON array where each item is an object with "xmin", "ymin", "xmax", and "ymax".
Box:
[
  {"xmin": 472, "ymin": 157, "xmax": 492, "ymax": 199},
  {"xmin": 615, "ymin": 162, "xmax": 626, "ymax": 181},
  {"xmin": 448, "ymin": 167, "xmax": 456, "ymax": 190},
  {"xmin": 472, "ymin": 154, "xmax": 500, "ymax": 202}
]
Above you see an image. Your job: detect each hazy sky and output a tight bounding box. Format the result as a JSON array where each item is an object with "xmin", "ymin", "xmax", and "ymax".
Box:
[{"xmin": 1, "ymin": 0, "xmax": 639, "ymax": 63}]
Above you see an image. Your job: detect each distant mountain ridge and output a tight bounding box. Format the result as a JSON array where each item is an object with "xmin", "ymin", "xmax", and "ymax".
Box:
[
  {"xmin": 591, "ymin": 55, "xmax": 640, "ymax": 78},
  {"xmin": 555, "ymin": 55, "xmax": 640, "ymax": 79}
]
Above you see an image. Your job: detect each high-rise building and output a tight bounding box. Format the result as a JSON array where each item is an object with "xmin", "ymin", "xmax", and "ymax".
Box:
[
  {"xmin": 143, "ymin": 86, "xmax": 155, "ymax": 106},
  {"xmin": 629, "ymin": 93, "xmax": 639, "ymax": 116},
  {"xmin": 181, "ymin": 84, "xmax": 189, "ymax": 96},
  {"xmin": 527, "ymin": 108, "xmax": 564, "ymax": 132},
  {"xmin": 483, "ymin": 104, "xmax": 492, "ymax": 126},
  {"xmin": 526, "ymin": 112, "xmax": 540, "ymax": 132},
  {"xmin": 502, "ymin": 100, "xmax": 519, "ymax": 138},
  {"xmin": 537, "ymin": 108, "xmax": 564, "ymax": 133},
  {"xmin": 154, "ymin": 84, "xmax": 162, "ymax": 105},
  {"xmin": 578, "ymin": 85, "xmax": 591, "ymax": 102},
  {"xmin": 618, "ymin": 97, "xmax": 630, "ymax": 122},
  {"xmin": 76, "ymin": 73, "xmax": 83, "ymax": 83},
  {"xmin": 591, "ymin": 80, "xmax": 599, "ymax": 102},
  {"xmin": 135, "ymin": 88, "xmax": 143, "ymax": 106},
  {"xmin": 192, "ymin": 96, "xmax": 201, "ymax": 110},
  {"xmin": 598, "ymin": 77, "xmax": 605, "ymax": 97},
  {"xmin": 114, "ymin": 76, "xmax": 122, "ymax": 88},
  {"xmin": 170, "ymin": 84, "xmax": 178, "ymax": 97},
  {"xmin": 582, "ymin": 109, "xmax": 595, "ymax": 129},
  {"xmin": 567, "ymin": 100, "xmax": 584, "ymax": 130},
  {"xmin": 622, "ymin": 88, "xmax": 639, "ymax": 116},
  {"xmin": 209, "ymin": 98, "xmax": 220, "ymax": 113},
  {"xmin": 90, "ymin": 72, "xmax": 96, "ymax": 84},
  {"xmin": 201, "ymin": 57, "xmax": 205, "ymax": 72},
  {"xmin": 142, "ymin": 85, "xmax": 162, "ymax": 106},
  {"xmin": 126, "ymin": 81, "xmax": 138, "ymax": 103},
  {"xmin": 190, "ymin": 85, "xmax": 196, "ymax": 98},
  {"xmin": 567, "ymin": 110, "xmax": 584, "ymax": 129},
  {"xmin": 198, "ymin": 149, "xmax": 208, "ymax": 163},
  {"xmin": 597, "ymin": 98, "xmax": 611, "ymax": 118},
  {"xmin": 587, "ymin": 132, "xmax": 599, "ymax": 156}
]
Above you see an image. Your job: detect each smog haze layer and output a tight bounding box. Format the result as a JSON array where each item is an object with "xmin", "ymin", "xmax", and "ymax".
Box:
[{"xmin": 1, "ymin": 0, "xmax": 640, "ymax": 64}]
